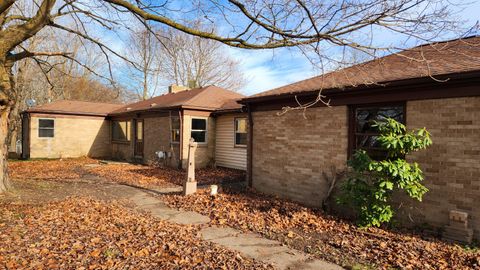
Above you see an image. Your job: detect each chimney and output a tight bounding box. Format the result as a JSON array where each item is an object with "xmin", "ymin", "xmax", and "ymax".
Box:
[{"xmin": 168, "ymin": 84, "xmax": 190, "ymax": 94}]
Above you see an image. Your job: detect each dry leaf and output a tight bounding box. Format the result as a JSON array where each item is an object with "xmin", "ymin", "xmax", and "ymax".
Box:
[
  {"xmin": 0, "ymin": 197, "xmax": 272, "ymax": 269},
  {"xmin": 162, "ymin": 188, "xmax": 480, "ymax": 270}
]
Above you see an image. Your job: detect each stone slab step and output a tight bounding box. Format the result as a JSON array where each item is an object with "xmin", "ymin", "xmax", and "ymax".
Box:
[
  {"xmin": 200, "ymin": 226, "xmax": 343, "ymax": 270},
  {"xmin": 129, "ymin": 192, "xmax": 210, "ymax": 225}
]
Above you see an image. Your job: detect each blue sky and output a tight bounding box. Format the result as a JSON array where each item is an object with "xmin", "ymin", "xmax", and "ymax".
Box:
[
  {"xmin": 228, "ymin": 1, "xmax": 480, "ymax": 96},
  {"xmin": 88, "ymin": 0, "xmax": 480, "ymax": 97}
]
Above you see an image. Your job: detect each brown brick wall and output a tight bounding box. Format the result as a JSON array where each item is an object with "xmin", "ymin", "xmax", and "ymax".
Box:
[
  {"xmin": 111, "ymin": 119, "xmax": 133, "ymax": 161},
  {"xmin": 110, "ymin": 113, "xmax": 213, "ymax": 169},
  {"xmin": 30, "ymin": 115, "xmax": 110, "ymax": 158},
  {"xmin": 250, "ymin": 97, "xmax": 479, "ymax": 240},
  {"xmin": 111, "ymin": 142, "xmax": 132, "ymax": 161},
  {"xmin": 251, "ymin": 106, "xmax": 348, "ymax": 206},
  {"xmin": 143, "ymin": 116, "xmax": 180, "ymax": 167},
  {"xmin": 403, "ymin": 97, "xmax": 480, "ymax": 239}
]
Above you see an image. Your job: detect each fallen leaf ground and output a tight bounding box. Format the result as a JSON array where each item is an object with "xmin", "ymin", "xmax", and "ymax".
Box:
[
  {"xmin": 0, "ymin": 197, "xmax": 272, "ymax": 269},
  {"xmin": 9, "ymin": 158, "xmax": 245, "ymax": 189},
  {"xmin": 88, "ymin": 163, "xmax": 245, "ymax": 188},
  {"xmin": 6, "ymin": 158, "xmax": 480, "ymax": 269},
  {"xmin": 161, "ymin": 189, "xmax": 480, "ymax": 270},
  {"xmin": 9, "ymin": 157, "xmax": 97, "ymax": 181},
  {"xmin": 3, "ymin": 158, "xmax": 269, "ymax": 269}
]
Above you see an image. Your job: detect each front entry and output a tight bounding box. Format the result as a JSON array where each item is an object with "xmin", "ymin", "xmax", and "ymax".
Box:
[{"xmin": 134, "ymin": 119, "xmax": 144, "ymax": 158}]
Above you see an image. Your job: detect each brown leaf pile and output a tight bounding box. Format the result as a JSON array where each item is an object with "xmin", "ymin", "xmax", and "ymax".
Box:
[
  {"xmin": 88, "ymin": 164, "xmax": 182, "ymax": 188},
  {"xmin": 162, "ymin": 189, "xmax": 480, "ymax": 269},
  {"xmin": 9, "ymin": 158, "xmax": 245, "ymax": 189},
  {"xmin": 87, "ymin": 164, "xmax": 245, "ymax": 188},
  {"xmin": 9, "ymin": 158, "xmax": 98, "ymax": 181},
  {"xmin": 0, "ymin": 197, "xmax": 272, "ymax": 269}
]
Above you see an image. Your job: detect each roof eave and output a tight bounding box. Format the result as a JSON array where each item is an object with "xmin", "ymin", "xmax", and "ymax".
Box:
[
  {"xmin": 107, "ymin": 104, "xmax": 222, "ymax": 116},
  {"xmin": 24, "ymin": 109, "xmax": 109, "ymax": 117},
  {"xmin": 212, "ymin": 107, "xmax": 245, "ymax": 116},
  {"xmin": 239, "ymin": 70, "xmax": 480, "ymax": 104}
]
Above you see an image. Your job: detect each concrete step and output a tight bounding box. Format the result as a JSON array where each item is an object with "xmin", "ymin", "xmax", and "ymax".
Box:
[
  {"xmin": 200, "ymin": 226, "xmax": 344, "ymax": 270},
  {"xmin": 127, "ymin": 190, "xmax": 344, "ymax": 270}
]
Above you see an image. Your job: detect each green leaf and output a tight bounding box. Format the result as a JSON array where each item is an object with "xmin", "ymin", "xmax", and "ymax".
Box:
[
  {"xmin": 386, "ymin": 182, "xmax": 393, "ymax": 190},
  {"xmin": 339, "ymin": 117, "xmax": 431, "ymax": 228}
]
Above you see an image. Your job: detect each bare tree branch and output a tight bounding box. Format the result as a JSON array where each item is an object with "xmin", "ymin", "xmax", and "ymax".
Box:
[{"xmin": 7, "ymin": 49, "xmax": 70, "ymax": 62}]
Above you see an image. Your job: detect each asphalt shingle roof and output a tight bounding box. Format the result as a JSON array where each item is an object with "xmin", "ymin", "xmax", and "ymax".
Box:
[
  {"xmin": 27, "ymin": 86, "xmax": 245, "ymax": 116},
  {"xmin": 244, "ymin": 36, "xmax": 480, "ymax": 101},
  {"xmin": 26, "ymin": 100, "xmax": 124, "ymax": 116},
  {"xmin": 109, "ymin": 85, "xmax": 245, "ymax": 115}
]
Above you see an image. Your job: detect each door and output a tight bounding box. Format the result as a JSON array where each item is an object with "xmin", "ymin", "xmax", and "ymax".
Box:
[{"xmin": 134, "ymin": 119, "xmax": 144, "ymax": 158}]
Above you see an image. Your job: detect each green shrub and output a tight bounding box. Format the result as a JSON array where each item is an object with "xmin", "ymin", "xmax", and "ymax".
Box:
[{"xmin": 337, "ymin": 118, "xmax": 432, "ymax": 227}]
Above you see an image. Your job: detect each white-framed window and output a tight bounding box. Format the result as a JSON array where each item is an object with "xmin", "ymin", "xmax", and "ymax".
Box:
[
  {"xmin": 171, "ymin": 116, "xmax": 180, "ymax": 143},
  {"xmin": 112, "ymin": 120, "xmax": 131, "ymax": 142},
  {"xmin": 234, "ymin": 118, "xmax": 247, "ymax": 146},
  {"xmin": 191, "ymin": 117, "xmax": 207, "ymax": 143},
  {"xmin": 38, "ymin": 119, "xmax": 54, "ymax": 138}
]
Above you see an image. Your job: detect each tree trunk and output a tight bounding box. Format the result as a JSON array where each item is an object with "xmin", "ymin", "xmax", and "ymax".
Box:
[
  {"xmin": 0, "ymin": 62, "xmax": 13, "ymax": 193},
  {"xmin": 0, "ymin": 106, "xmax": 11, "ymax": 192},
  {"xmin": 143, "ymin": 66, "xmax": 148, "ymax": 100}
]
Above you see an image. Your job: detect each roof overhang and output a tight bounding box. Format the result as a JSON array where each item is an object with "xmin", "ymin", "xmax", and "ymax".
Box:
[
  {"xmin": 107, "ymin": 105, "xmax": 221, "ymax": 117},
  {"xmin": 24, "ymin": 109, "xmax": 109, "ymax": 117},
  {"xmin": 211, "ymin": 107, "xmax": 245, "ymax": 116},
  {"xmin": 239, "ymin": 70, "xmax": 480, "ymax": 109}
]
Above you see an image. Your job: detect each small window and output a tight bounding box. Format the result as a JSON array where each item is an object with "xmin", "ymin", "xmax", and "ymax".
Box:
[
  {"xmin": 136, "ymin": 120, "xmax": 143, "ymax": 141},
  {"xmin": 38, "ymin": 119, "xmax": 54, "ymax": 138},
  {"xmin": 112, "ymin": 120, "xmax": 131, "ymax": 142},
  {"xmin": 235, "ymin": 118, "xmax": 247, "ymax": 146},
  {"xmin": 350, "ymin": 104, "xmax": 404, "ymax": 160},
  {"xmin": 171, "ymin": 116, "xmax": 180, "ymax": 143},
  {"xmin": 191, "ymin": 118, "xmax": 207, "ymax": 143}
]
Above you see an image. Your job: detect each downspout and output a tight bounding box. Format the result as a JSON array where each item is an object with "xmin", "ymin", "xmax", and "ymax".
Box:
[
  {"xmin": 20, "ymin": 112, "xmax": 30, "ymax": 160},
  {"xmin": 247, "ymin": 104, "xmax": 253, "ymax": 187},
  {"xmin": 178, "ymin": 109, "xmax": 183, "ymax": 169}
]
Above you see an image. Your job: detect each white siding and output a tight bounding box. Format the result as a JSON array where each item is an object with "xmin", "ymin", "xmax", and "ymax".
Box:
[{"xmin": 215, "ymin": 114, "xmax": 247, "ymax": 170}]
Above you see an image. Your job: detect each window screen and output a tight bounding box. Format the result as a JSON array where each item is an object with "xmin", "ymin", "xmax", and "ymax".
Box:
[
  {"xmin": 38, "ymin": 119, "xmax": 54, "ymax": 138},
  {"xmin": 171, "ymin": 116, "xmax": 180, "ymax": 142},
  {"xmin": 191, "ymin": 118, "xmax": 207, "ymax": 143},
  {"xmin": 112, "ymin": 120, "xmax": 130, "ymax": 142},
  {"xmin": 235, "ymin": 118, "xmax": 247, "ymax": 146}
]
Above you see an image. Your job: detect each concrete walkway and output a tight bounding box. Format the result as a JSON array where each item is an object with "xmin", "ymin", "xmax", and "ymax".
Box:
[
  {"xmin": 129, "ymin": 190, "xmax": 343, "ymax": 270},
  {"xmin": 130, "ymin": 192, "xmax": 210, "ymax": 225}
]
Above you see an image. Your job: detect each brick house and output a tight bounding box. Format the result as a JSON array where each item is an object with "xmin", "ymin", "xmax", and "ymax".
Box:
[
  {"xmin": 239, "ymin": 36, "xmax": 480, "ymax": 239},
  {"xmin": 21, "ymin": 85, "xmax": 248, "ymax": 170},
  {"xmin": 21, "ymin": 36, "xmax": 479, "ymax": 239}
]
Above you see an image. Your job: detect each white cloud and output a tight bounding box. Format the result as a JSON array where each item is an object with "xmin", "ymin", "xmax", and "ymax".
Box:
[
  {"xmin": 225, "ymin": 0, "xmax": 480, "ymax": 96},
  {"xmin": 228, "ymin": 47, "xmax": 319, "ymax": 95}
]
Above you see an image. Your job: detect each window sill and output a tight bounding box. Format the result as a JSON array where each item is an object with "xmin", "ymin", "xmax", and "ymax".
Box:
[
  {"xmin": 196, "ymin": 143, "xmax": 208, "ymax": 148},
  {"xmin": 112, "ymin": 140, "xmax": 131, "ymax": 145},
  {"xmin": 234, "ymin": 144, "xmax": 247, "ymax": 148}
]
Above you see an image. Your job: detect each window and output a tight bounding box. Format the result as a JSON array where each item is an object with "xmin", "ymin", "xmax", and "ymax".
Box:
[
  {"xmin": 234, "ymin": 118, "xmax": 247, "ymax": 146},
  {"xmin": 171, "ymin": 116, "xmax": 180, "ymax": 143},
  {"xmin": 350, "ymin": 104, "xmax": 404, "ymax": 160},
  {"xmin": 191, "ymin": 118, "xmax": 207, "ymax": 143},
  {"xmin": 38, "ymin": 119, "xmax": 54, "ymax": 138},
  {"xmin": 136, "ymin": 120, "xmax": 143, "ymax": 141},
  {"xmin": 112, "ymin": 120, "xmax": 131, "ymax": 142}
]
